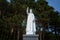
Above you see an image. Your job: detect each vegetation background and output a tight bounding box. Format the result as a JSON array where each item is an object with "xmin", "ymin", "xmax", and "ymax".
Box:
[{"xmin": 0, "ymin": 0, "xmax": 60, "ymax": 40}]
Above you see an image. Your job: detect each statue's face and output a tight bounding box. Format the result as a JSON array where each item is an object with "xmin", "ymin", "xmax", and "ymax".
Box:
[{"xmin": 30, "ymin": 9, "xmax": 32, "ymax": 13}]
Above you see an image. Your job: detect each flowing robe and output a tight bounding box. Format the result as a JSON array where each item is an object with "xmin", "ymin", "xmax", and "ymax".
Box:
[{"xmin": 26, "ymin": 12, "xmax": 36, "ymax": 35}]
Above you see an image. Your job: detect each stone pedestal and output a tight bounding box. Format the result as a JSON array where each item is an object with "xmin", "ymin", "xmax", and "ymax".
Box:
[{"xmin": 23, "ymin": 34, "xmax": 39, "ymax": 40}]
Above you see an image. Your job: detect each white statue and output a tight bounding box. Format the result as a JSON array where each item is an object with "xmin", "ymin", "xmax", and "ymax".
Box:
[{"xmin": 26, "ymin": 7, "xmax": 36, "ymax": 35}]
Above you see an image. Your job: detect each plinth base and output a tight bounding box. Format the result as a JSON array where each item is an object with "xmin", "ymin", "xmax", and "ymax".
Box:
[{"xmin": 23, "ymin": 34, "xmax": 39, "ymax": 40}]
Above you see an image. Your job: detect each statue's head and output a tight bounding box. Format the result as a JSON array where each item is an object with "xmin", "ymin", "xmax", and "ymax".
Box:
[{"xmin": 30, "ymin": 9, "xmax": 32, "ymax": 13}]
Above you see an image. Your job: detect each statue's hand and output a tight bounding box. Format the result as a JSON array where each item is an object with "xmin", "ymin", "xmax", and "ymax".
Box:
[
  {"xmin": 33, "ymin": 20, "xmax": 35, "ymax": 22},
  {"xmin": 27, "ymin": 7, "xmax": 29, "ymax": 14}
]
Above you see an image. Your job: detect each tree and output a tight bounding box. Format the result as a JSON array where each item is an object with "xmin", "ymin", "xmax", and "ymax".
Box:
[{"xmin": 0, "ymin": 0, "xmax": 60, "ymax": 40}]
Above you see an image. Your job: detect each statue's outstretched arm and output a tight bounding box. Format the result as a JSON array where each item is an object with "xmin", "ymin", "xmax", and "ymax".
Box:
[{"xmin": 26, "ymin": 7, "xmax": 29, "ymax": 14}]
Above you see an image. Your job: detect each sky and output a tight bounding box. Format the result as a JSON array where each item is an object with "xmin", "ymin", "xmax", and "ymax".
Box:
[
  {"xmin": 7, "ymin": 0, "xmax": 60, "ymax": 12},
  {"xmin": 46, "ymin": 0, "xmax": 60, "ymax": 12},
  {"xmin": 6, "ymin": 0, "xmax": 11, "ymax": 3}
]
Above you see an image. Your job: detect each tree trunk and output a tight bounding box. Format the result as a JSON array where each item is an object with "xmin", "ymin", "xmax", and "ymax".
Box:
[
  {"xmin": 39, "ymin": 31, "xmax": 43, "ymax": 40},
  {"xmin": 42, "ymin": 27, "xmax": 45, "ymax": 40},
  {"xmin": 17, "ymin": 30, "xmax": 19, "ymax": 40}
]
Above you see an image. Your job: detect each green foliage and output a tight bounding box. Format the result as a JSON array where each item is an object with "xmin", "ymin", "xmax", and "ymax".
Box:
[
  {"xmin": 0, "ymin": 0, "xmax": 60, "ymax": 40},
  {"xmin": 45, "ymin": 32, "xmax": 56, "ymax": 40}
]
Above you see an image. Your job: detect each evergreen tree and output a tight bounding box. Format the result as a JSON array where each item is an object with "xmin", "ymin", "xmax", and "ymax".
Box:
[{"xmin": 0, "ymin": 0, "xmax": 60, "ymax": 40}]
